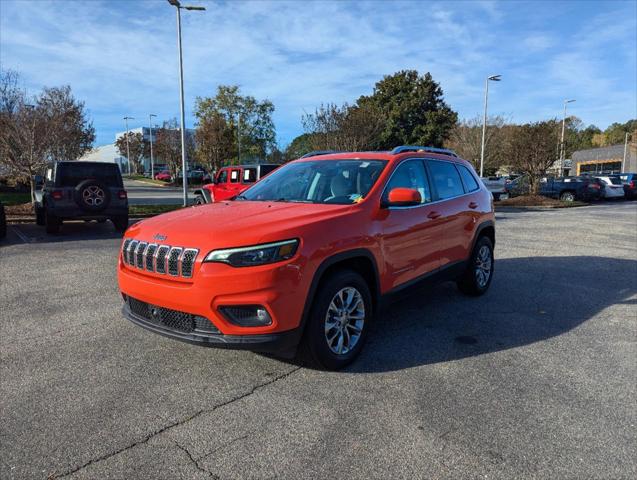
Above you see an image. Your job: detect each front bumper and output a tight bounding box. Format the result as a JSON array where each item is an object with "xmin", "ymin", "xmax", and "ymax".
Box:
[{"xmin": 123, "ymin": 301, "xmax": 301, "ymax": 357}]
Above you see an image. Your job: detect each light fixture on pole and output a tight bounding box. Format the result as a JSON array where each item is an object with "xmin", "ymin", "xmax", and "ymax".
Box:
[
  {"xmin": 149, "ymin": 114, "xmax": 157, "ymax": 180},
  {"xmin": 560, "ymin": 99, "xmax": 576, "ymax": 176},
  {"xmin": 167, "ymin": 0, "xmax": 205, "ymax": 207},
  {"xmin": 123, "ymin": 116, "xmax": 134, "ymax": 175},
  {"xmin": 480, "ymin": 74, "xmax": 501, "ymax": 178}
]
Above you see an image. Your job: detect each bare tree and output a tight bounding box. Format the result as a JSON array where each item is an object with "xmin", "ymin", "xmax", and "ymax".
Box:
[
  {"xmin": 302, "ymin": 102, "xmax": 384, "ymax": 151},
  {"xmin": 505, "ymin": 120, "xmax": 560, "ymax": 194},
  {"xmin": 154, "ymin": 118, "xmax": 194, "ymax": 178},
  {"xmin": 445, "ymin": 115, "xmax": 508, "ymax": 174},
  {"xmin": 194, "ymin": 112, "xmax": 233, "ymax": 174},
  {"xmin": 115, "ymin": 132, "xmax": 149, "ymax": 175}
]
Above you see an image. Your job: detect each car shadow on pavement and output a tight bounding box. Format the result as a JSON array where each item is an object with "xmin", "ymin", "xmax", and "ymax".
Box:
[
  {"xmin": 5, "ymin": 221, "xmax": 124, "ymax": 244},
  {"xmin": 347, "ymin": 256, "xmax": 637, "ymax": 373}
]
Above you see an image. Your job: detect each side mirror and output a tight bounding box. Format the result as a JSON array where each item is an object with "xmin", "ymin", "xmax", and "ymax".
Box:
[{"xmin": 385, "ymin": 187, "xmax": 422, "ymax": 207}]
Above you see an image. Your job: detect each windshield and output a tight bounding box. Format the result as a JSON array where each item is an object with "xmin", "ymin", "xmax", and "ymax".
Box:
[{"xmin": 238, "ymin": 159, "xmax": 387, "ymax": 204}]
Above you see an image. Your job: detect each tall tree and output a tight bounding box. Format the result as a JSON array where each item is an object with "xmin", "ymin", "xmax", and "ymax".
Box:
[
  {"xmin": 194, "ymin": 111, "xmax": 233, "ymax": 174},
  {"xmin": 505, "ymin": 120, "xmax": 560, "ymax": 194},
  {"xmin": 0, "ymin": 70, "xmax": 95, "ymax": 202},
  {"xmin": 115, "ymin": 131, "xmax": 149, "ymax": 175},
  {"xmin": 153, "ymin": 118, "xmax": 195, "ymax": 178},
  {"xmin": 194, "ymin": 85, "xmax": 276, "ymax": 163},
  {"xmin": 285, "ymin": 133, "xmax": 315, "ymax": 160},
  {"xmin": 445, "ymin": 115, "xmax": 508, "ymax": 175},
  {"xmin": 357, "ymin": 70, "xmax": 457, "ymax": 149}
]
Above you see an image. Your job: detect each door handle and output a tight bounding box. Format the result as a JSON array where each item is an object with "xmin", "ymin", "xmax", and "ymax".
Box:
[
  {"xmin": 468, "ymin": 202, "xmax": 478, "ymax": 209},
  {"xmin": 427, "ymin": 211, "xmax": 441, "ymax": 219}
]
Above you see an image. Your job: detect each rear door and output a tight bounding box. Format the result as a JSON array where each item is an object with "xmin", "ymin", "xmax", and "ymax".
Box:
[
  {"xmin": 377, "ymin": 159, "xmax": 442, "ymax": 289},
  {"xmin": 425, "ymin": 159, "xmax": 472, "ymax": 268}
]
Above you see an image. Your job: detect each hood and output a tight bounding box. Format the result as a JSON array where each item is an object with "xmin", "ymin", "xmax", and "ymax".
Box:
[{"xmin": 125, "ymin": 201, "xmax": 353, "ymax": 250}]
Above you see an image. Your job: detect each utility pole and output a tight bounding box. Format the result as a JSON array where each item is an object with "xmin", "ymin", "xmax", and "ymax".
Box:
[
  {"xmin": 480, "ymin": 75, "xmax": 501, "ymax": 178},
  {"xmin": 149, "ymin": 114, "xmax": 157, "ymax": 179},
  {"xmin": 623, "ymin": 132, "xmax": 632, "ymax": 173},
  {"xmin": 167, "ymin": 0, "xmax": 205, "ymax": 206},
  {"xmin": 123, "ymin": 116, "xmax": 134, "ymax": 175},
  {"xmin": 560, "ymin": 99, "xmax": 575, "ymax": 176}
]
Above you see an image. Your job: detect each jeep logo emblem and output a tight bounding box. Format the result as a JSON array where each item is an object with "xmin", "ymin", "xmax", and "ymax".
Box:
[{"xmin": 154, "ymin": 233, "xmax": 167, "ymax": 241}]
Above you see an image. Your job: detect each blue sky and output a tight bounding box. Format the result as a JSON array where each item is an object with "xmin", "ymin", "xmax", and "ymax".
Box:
[{"xmin": 1, "ymin": 0, "xmax": 635, "ymax": 148}]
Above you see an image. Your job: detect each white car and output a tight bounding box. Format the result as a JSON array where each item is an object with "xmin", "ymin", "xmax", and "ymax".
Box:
[
  {"xmin": 480, "ymin": 176, "xmax": 509, "ymax": 201},
  {"xmin": 596, "ymin": 176, "xmax": 625, "ymax": 199}
]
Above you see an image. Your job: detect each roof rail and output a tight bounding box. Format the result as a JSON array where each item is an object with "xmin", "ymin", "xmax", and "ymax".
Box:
[
  {"xmin": 391, "ymin": 145, "xmax": 458, "ymax": 157},
  {"xmin": 300, "ymin": 150, "xmax": 341, "ymax": 158}
]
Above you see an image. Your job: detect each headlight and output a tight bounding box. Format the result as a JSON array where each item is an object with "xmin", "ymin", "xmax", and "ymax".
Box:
[{"xmin": 203, "ymin": 239, "xmax": 299, "ymax": 267}]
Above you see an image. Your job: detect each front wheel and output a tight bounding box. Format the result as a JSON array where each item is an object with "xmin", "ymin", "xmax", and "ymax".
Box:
[
  {"xmin": 560, "ymin": 191, "xmax": 576, "ymax": 202},
  {"xmin": 457, "ymin": 236, "xmax": 494, "ymax": 296},
  {"xmin": 299, "ymin": 270, "xmax": 372, "ymax": 370},
  {"xmin": 194, "ymin": 194, "xmax": 206, "ymax": 205}
]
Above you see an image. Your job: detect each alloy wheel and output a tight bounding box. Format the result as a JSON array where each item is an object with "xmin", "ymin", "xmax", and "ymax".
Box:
[
  {"xmin": 474, "ymin": 245, "xmax": 492, "ymax": 288},
  {"xmin": 324, "ymin": 287, "xmax": 365, "ymax": 355}
]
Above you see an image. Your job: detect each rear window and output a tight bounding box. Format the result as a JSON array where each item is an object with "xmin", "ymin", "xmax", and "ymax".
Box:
[
  {"xmin": 259, "ymin": 165, "xmax": 279, "ymax": 177},
  {"xmin": 427, "ymin": 160, "xmax": 465, "ymax": 199},
  {"xmin": 458, "ymin": 165, "xmax": 480, "ymax": 192},
  {"xmin": 608, "ymin": 177, "xmax": 622, "ymax": 185},
  {"xmin": 57, "ymin": 163, "xmax": 122, "ymax": 187}
]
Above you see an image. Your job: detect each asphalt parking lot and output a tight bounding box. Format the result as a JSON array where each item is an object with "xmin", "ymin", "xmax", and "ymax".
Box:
[{"xmin": 1, "ymin": 202, "xmax": 636, "ymax": 479}]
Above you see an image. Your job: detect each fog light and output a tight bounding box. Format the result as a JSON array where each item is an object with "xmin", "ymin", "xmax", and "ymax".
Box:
[{"xmin": 219, "ymin": 305, "xmax": 272, "ymax": 327}]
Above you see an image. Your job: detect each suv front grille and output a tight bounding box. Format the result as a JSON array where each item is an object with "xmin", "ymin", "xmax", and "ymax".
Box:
[
  {"xmin": 127, "ymin": 296, "xmax": 219, "ymax": 334},
  {"xmin": 121, "ymin": 239, "xmax": 198, "ymax": 278}
]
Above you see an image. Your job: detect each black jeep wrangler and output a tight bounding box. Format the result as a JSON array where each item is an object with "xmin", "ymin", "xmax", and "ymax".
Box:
[{"xmin": 34, "ymin": 161, "xmax": 129, "ymax": 234}]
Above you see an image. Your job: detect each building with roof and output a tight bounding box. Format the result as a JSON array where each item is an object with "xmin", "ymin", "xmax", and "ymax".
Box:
[{"xmin": 571, "ymin": 143, "xmax": 636, "ymax": 175}]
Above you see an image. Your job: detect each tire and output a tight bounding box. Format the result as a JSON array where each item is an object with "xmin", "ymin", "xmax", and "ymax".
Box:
[
  {"xmin": 194, "ymin": 194, "xmax": 206, "ymax": 205},
  {"xmin": 457, "ymin": 236, "xmax": 494, "ymax": 296},
  {"xmin": 45, "ymin": 209, "xmax": 60, "ymax": 234},
  {"xmin": 560, "ymin": 191, "xmax": 576, "ymax": 202},
  {"xmin": 74, "ymin": 180, "xmax": 111, "ymax": 213},
  {"xmin": 35, "ymin": 205, "xmax": 45, "ymax": 226},
  {"xmin": 299, "ymin": 270, "xmax": 372, "ymax": 370},
  {"xmin": 112, "ymin": 215, "xmax": 129, "ymax": 233}
]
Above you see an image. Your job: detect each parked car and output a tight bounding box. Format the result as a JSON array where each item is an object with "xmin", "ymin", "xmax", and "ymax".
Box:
[
  {"xmin": 154, "ymin": 170, "xmax": 172, "ymax": 182},
  {"xmin": 118, "ymin": 146, "xmax": 495, "ymax": 370},
  {"xmin": 34, "ymin": 161, "xmax": 129, "ymax": 234},
  {"xmin": 480, "ymin": 176, "xmax": 508, "ymax": 201},
  {"xmin": 0, "ymin": 200, "xmax": 6, "ymax": 239},
  {"xmin": 505, "ymin": 175, "xmax": 602, "ymax": 202},
  {"xmin": 193, "ymin": 164, "xmax": 280, "ymax": 204},
  {"xmin": 610, "ymin": 173, "xmax": 637, "ymax": 199},
  {"xmin": 595, "ymin": 176, "xmax": 625, "ymax": 199}
]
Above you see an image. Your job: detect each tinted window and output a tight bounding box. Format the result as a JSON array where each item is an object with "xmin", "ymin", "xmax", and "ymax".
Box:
[
  {"xmin": 383, "ymin": 160, "xmax": 431, "ymax": 204},
  {"xmin": 458, "ymin": 165, "xmax": 480, "ymax": 192},
  {"xmin": 259, "ymin": 165, "xmax": 278, "ymax": 177},
  {"xmin": 243, "ymin": 168, "xmax": 257, "ymax": 183},
  {"xmin": 58, "ymin": 163, "xmax": 122, "ymax": 187},
  {"xmin": 230, "ymin": 169, "xmax": 240, "ymax": 183},
  {"xmin": 217, "ymin": 170, "xmax": 228, "ymax": 183},
  {"xmin": 427, "ymin": 160, "xmax": 465, "ymax": 199}
]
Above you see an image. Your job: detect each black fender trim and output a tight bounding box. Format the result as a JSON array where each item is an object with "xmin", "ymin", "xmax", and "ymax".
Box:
[
  {"xmin": 299, "ymin": 248, "xmax": 381, "ymax": 333},
  {"xmin": 472, "ymin": 219, "xmax": 495, "ymax": 251},
  {"xmin": 193, "ymin": 189, "xmax": 212, "ymax": 203}
]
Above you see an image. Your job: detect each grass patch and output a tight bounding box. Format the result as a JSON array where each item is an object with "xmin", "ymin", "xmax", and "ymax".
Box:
[
  {"xmin": 124, "ymin": 175, "xmax": 171, "ymax": 186},
  {"xmin": 0, "ymin": 192, "xmax": 31, "ymax": 206},
  {"xmin": 498, "ymin": 195, "xmax": 587, "ymax": 208},
  {"xmin": 130, "ymin": 204, "xmax": 183, "ymax": 216}
]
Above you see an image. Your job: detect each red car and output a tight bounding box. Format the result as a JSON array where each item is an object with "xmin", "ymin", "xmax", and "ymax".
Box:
[
  {"xmin": 118, "ymin": 146, "xmax": 495, "ymax": 369},
  {"xmin": 194, "ymin": 164, "xmax": 279, "ymax": 203},
  {"xmin": 154, "ymin": 171, "xmax": 172, "ymax": 182}
]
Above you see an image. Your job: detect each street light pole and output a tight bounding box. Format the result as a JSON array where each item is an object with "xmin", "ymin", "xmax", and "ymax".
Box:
[
  {"xmin": 123, "ymin": 116, "xmax": 134, "ymax": 175},
  {"xmin": 167, "ymin": 0, "xmax": 205, "ymax": 207},
  {"xmin": 237, "ymin": 114, "xmax": 241, "ymax": 163},
  {"xmin": 623, "ymin": 132, "xmax": 632, "ymax": 173},
  {"xmin": 560, "ymin": 99, "xmax": 576, "ymax": 176},
  {"xmin": 149, "ymin": 114, "xmax": 157, "ymax": 179},
  {"xmin": 480, "ymin": 74, "xmax": 501, "ymax": 178}
]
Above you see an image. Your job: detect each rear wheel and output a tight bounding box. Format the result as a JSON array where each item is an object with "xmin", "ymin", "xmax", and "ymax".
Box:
[
  {"xmin": 560, "ymin": 191, "xmax": 576, "ymax": 202},
  {"xmin": 45, "ymin": 210, "xmax": 60, "ymax": 234},
  {"xmin": 299, "ymin": 270, "xmax": 372, "ymax": 370},
  {"xmin": 457, "ymin": 236, "xmax": 494, "ymax": 296},
  {"xmin": 194, "ymin": 194, "xmax": 206, "ymax": 205}
]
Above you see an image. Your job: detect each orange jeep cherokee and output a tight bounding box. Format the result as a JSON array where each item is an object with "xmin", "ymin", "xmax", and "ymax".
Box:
[{"xmin": 118, "ymin": 146, "xmax": 495, "ymax": 369}]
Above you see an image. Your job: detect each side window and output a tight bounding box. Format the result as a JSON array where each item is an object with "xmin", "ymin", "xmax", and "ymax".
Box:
[
  {"xmin": 230, "ymin": 169, "xmax": 240, "ymax": 183},
  {"xmin": 457, "ymin": 165, "xmax": 480, "ymax": 192},
  {"xmin": 383, "ymin": 160, "xmax": 431, "ymax": 204},
  {"xmin": 427, "ymin": 160, "xmax": 465, "ymax": 199},
  {"xmin": 217, "ymin": 170, "xmax": 228, "ymax": 184},
  {"xmin": 243, "ymin": 168, "xmax": 257, "ymax": 183}
]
